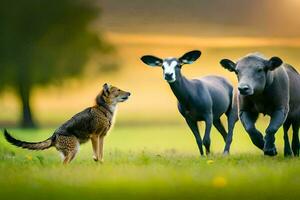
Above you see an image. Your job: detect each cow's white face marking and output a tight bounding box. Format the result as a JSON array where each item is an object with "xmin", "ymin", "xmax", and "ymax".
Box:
[{"xmin": 162, "ymin": 59, "xmax": 178, "ymax": 83}]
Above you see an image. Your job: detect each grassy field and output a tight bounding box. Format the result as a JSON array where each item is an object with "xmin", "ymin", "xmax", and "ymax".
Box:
[{"xmin": 1, "ymin": 124, "xmax": 300, "ymax": 200}]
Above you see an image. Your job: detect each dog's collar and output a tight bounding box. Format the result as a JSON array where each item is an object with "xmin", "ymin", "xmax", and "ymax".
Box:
[{"xmin": 97, "ymin": 95, "xmax": 113, "ymax": 116}]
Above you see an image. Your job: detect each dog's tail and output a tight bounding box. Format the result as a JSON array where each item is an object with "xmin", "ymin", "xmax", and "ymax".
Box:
[{"xmin": 4, "ymin": 129, "xmax": 54, "ymax": 150}]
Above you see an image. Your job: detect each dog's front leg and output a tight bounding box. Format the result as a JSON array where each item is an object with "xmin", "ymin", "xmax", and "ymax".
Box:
[
  {"xmin": 91, "ymin": 135, "xmax": 99, "ymax": 161},
  {"xmin": 98, "ymin": 136, "xmax": 104, "ymax": 163}
]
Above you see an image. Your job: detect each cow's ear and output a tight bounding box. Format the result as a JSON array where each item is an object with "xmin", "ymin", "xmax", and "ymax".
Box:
[
  {"xmin": 266, "ymin": 56, "xmax": 282, "ymax": 71},
  {"xmin": 140, "ymin": 55, "xmax": 163, "ymax": 67},
  {"xmin": 179, "ymin": 50, "xmax": 201, "ymax": 65},
  {"xmin": 220, "ymin": 59, "xmax": 237, "ymax": 73}
]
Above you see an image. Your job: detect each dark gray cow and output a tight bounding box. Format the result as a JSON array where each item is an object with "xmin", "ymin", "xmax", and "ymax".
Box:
[
  {"xmin": 141, "ymin": 50, "xmax": 238, "ymax": 156},
  {"xmin": 220, "ymin": 53, "xmax": 300, "ymax": 156}
]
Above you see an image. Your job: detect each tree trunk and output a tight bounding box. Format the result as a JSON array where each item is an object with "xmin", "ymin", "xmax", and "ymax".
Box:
[{"xmin": 17, "ymin": 83, "xmax": 36, "ymax": 128}]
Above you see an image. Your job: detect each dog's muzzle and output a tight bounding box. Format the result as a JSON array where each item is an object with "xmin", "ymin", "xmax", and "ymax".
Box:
[{"xmin": 120, "ymin": 92, "xmax": 131, "ymax": 102}]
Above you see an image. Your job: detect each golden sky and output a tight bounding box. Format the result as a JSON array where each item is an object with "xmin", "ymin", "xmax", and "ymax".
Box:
[{"xmin": 100, "ymin": 0, "xmax": 300, "ymax": 37}]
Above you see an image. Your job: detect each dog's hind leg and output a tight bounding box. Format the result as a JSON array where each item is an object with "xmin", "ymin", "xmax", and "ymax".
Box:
[
  {"xmin": 63, "ymin": 149, "xmax": 78, "ymax": 164},
  {"xmin": 55, "ymin": 135, "xmax": 79, "ymax": 164}
]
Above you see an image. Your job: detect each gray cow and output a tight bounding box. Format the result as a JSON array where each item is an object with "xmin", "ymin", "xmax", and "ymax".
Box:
[{"xmin": 220, "ymin": 53, "xmax": 300, "ymax": 156}]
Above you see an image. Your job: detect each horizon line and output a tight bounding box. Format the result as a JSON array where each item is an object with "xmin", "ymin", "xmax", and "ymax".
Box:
[{"xmin": 105, "ymin": 32, "xmax": 300, "ymax": 48}]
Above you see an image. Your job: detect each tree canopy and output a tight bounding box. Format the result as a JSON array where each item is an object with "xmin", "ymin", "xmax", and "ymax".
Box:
[{"xmin": 0, "ymin": 0, "xmax": 112, "ymax": 127}]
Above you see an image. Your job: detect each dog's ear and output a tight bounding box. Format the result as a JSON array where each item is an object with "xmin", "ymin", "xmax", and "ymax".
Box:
[{"xmin": 103, "ymin": 83, "xmax": 111, "ymax": 95}]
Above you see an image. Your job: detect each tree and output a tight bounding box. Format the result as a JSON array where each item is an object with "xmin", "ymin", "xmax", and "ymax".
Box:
[{"xmin": 0, "ymin": 0, "xmax": 112, "ymax": 128}]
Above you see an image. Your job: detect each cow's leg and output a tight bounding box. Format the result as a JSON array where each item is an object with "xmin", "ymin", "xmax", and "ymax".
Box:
[
  {"xmin": 213, "ymin": 119, "xmax": 227, "ymax": 142},
  {"xmin": 203, "ymin": 114, "xmax": 213, "ymax": 155},
  {"xmin": 292, "ymin": 123, "xmax": 300, "ymax": 157},
  {"xmin": 240, "ymin": 111, "xmax": 264, "ymax": 150},
  {"xmin": 283, "ymin": 120, "xmax": 292, "ymax": 157},
  {"xmin": 223, "ymin": 107, "xmax": 238, "ymax": 155},
  {"xmin": 264, "ymin": 109, "xmax": 288, "ymax": 156},
  {"xmin": 185, "ymin": 118, "xmax": 204, "ymax": 156}
]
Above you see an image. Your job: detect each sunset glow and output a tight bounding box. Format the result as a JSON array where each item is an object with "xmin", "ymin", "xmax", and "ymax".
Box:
[{"xmin": 107, "ymin": 32, "xmax": 300, "ymax": 48}]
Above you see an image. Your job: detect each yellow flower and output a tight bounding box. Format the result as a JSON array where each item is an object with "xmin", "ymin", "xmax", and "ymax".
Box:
[
  {"xmin": 212, "ymin": 176, "xmax": 227, "ymax": 188},
  {"xmin": 26, "ymin": 155, "xmax": 33, "ymax": 161},
  {"xmin": 206, "ymin": 160, "xmax": 214, "ymax": 164}
]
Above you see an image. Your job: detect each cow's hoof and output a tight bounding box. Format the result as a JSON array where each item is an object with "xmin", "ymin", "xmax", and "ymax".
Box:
[
  {"xmin": 264, "ymin": 148, "xmax": 277, "ymax": 156},
  {"xmin": 264, "ymin": 137, "xmax": 277, "ymax": 156},
  {"xmin": 223, "ymin": 151, "xmax": 229, "ymax": 156}
]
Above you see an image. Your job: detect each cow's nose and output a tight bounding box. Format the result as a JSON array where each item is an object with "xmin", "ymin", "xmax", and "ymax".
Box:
[
  {"xmin": 238, "ymin": 84, "xmax": 250, "ymax": 94},
  {"xmin": 165, "ymin": 73, "xmax": 174, "ymax": 80}
]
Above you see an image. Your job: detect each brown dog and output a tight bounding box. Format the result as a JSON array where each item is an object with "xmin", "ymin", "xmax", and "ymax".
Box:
[{"xmin": 4, "ymin": 83, "xmax": 130, "ymax": 164}]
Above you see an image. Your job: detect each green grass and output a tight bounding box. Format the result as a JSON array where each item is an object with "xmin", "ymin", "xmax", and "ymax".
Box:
[{"xmin": 0, "ymin": 124, "xmax": 299, "ymax": 200}]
